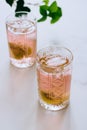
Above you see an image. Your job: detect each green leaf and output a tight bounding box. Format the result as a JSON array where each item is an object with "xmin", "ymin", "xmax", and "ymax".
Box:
[
  {"xmin": 50, "ymin": 7, "xmax": 62, "ymax": 24},
  {"xmin": 48, "ymin": 1, "xmax": 58, "ymax": 13},
  {"xmin": 43, "ymin": 0, "xmax": 49, "ymax": 5},
  {"xmin": 15, "ymin": 0, "xmax": 31, "ymax": 14},
  {"xmin": 38, "ymin": 16, "xmax": 47, "ymax": 22},
  {"xmin": 39, "ymin": 5, "xmax": 48, "ymax": 16},
  {"xmin": 38, "ymin": 5, "xmax": 48, "ymax": 22},
  {"xmin": 51, "ymin": 14, "xmax": 60, "ymax": 24},
  {"xmin": 15, "ymin": 6, "xmax": 31, "ymax": 12},
  {"xmin": 5, "ymin": 0, "xmax": 14, "ymax": 6},
  {"xmin": 15, "ymin": 7, "xmax": 31, "ymax": 17}
]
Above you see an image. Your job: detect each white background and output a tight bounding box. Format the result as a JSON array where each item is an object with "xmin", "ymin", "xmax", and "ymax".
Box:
[{"xmin": 0, "ymin": 0, "xmax": 87, "ymax": 130}]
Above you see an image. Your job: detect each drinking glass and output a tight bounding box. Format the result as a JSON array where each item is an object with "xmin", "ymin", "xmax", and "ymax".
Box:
[
  {"xmin": 6, "ymin": 11, "xmax": 37, "ymax": 68},
  {"xmin": 37, "ymin": 46, "xmax": 73, "ymax": 111}
]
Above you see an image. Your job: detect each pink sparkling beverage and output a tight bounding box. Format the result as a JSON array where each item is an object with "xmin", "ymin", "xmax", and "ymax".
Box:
[
  {"xmin": 37, "ymin": 46, "xmax": 73, "ymax": 111},
  {"xmin": 6, "ymin": 12, "xmax": 37, "ymax": 68}
]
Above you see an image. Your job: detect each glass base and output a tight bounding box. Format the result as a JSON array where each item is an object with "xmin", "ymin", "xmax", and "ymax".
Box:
[
  {"xmin": 39, "ymin": 99, "xmax": 69, "ymax": 111},
  {"xmin": 10, "ymin": 57, "xmax": 35, "ymax": 68}
]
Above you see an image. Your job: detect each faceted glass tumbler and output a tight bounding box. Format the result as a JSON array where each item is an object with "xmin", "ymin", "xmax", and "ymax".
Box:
[
  {"xmin": 37, "ymin": 46, "xmax": 73, "ymax": 111},
  {"xmin": 6, "ymin": 11, "xmax": 37, "ymax": 68}
]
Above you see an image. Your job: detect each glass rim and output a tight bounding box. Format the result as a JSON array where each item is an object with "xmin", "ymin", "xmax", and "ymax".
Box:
[
  {"xmin": 37, "ymin": 46, "xmax": 73, "ymax": 69},
  {"xmin": 6, "ymin": 11, "xmax": 37, "ymax": 33}
]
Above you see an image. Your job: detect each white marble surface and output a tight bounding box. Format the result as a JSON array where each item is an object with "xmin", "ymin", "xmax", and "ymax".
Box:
[{"xmin": 0, "ymin": 0, "xmax": 87, "ymax": 130}]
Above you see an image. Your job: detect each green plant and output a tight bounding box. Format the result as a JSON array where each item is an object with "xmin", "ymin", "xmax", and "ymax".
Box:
[{"xmin": 5, "ymin": 0, "xmax": 62, "ymax": 24}]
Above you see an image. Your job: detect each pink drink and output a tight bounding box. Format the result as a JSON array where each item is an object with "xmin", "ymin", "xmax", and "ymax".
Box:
[
  {"xmin": 6, "ymin": 12, "xmax": 37, "ymax": 68},
  {"xmin": 37, "ymin": 47, "xmax": 73, "ymax": 111}
]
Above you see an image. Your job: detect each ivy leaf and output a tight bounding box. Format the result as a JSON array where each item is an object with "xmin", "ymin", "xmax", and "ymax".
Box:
[
  {"xmin": 15, "ymin": 6, "xmax": 31, "ymax": 12},
  {"xmin": 38, "ymin": 5, "xmax": 48, "ymax": 22},
  {"xmin": 15, "ymin": 0, "xmax": 31, "ymax": 16},
  {"xmin": 48, "ymin": 1, "xmax": 58, "ymax": 13},
  {"xmin": 50, "ymin": 7, "xmax": 62, "ymax": 24},
  {"xmin": 48, "ymin": 1, "xmax": 62, "ymax": 24},
  {"xmin": 39, "ymin": 5, "xmax": 48, "ymax": 16},
  {"xmin": 16, "ymin": 0, "xmax": 24, "ymax": 7},
  {"xmin": 5, "ymin": 0, "xmax": 14, "ymax": 6},
  {"xmin": 38, "ymin": 16, "xmax": 47, "ymax": 22}
]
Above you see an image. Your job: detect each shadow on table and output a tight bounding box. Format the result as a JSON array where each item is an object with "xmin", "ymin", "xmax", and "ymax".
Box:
[{"xmin": 35, "ymin": 103, "xmax": 77, "ymax": 130}]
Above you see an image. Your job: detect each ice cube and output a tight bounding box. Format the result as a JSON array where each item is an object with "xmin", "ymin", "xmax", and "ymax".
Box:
[
  {"xmin": 46, "ymin": 56, "xmax": 67, "ymax": 67},
  {"xmin": 7, "ymin": 19, "xmax": 36, "ymax": 34}
]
